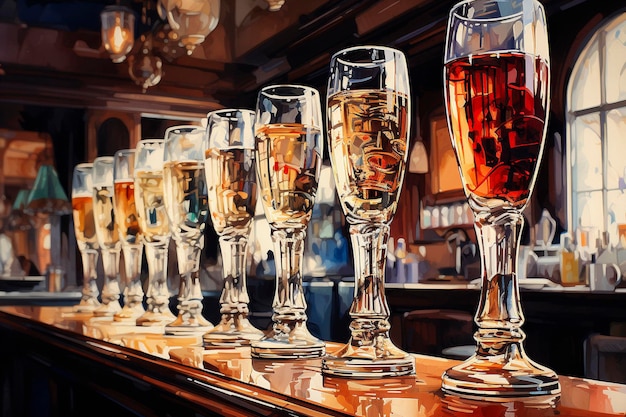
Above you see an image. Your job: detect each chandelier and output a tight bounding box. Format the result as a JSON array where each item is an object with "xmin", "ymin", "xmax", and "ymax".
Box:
[
  {"xmin": 99, "ymin": 0, "xmax": 285, "ymax": 92},
  {"xmin": 159, "ymin": 0, "xmax": 220, "ymax": 55}
]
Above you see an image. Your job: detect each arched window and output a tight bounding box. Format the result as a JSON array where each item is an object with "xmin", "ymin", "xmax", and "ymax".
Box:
[{"xmin": 566, "ymin": 12, "xmax": 626, "ymax": 246}]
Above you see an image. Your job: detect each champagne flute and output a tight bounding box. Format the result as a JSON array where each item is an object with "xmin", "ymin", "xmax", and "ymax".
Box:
[
  {"xmin": 134, "ymin": 139, "xmax": 176, "ymax": 326},
  {"xmin": 250, "ymin": 85, "xmax": 325, "ymax": 359},
  {"xmin": 203, "ymin": 109, "xmax": 264, "ymax": 347},
  {"xmin": 72, "ymin": 163, "xmax": 100, "ymax": 312},
  {"xmin": 441, "ymin": 0, "xmax": 559, "ymax": 397},
  {"xmin": 163, "ymin": 125, "xmax": 213, "ymax": 335},
  {"xmin": 92, "ymin": 156, "xmax": 123, "ymax": 317},
  {"xmin": 323, "ymin": 46, "xmax": 414, "ymax": 377},
  {"xmin": 112, "ymin": 149, "xmax": 146, "ymax": 321}
]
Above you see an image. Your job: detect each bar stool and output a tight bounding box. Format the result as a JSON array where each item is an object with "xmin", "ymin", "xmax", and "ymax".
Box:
[
  {"xmin": 303, "ymin": 279, "xmax": 334, "ymax": 341},
  {"xmin": 402, "ymin": 309, "xmax": 475, "ymax": 360},
  {"xmin": 584, "ymin": 333, "xmax": 626, "ymax": 384}
]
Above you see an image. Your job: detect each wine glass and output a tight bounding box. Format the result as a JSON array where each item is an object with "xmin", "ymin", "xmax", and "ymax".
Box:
[
  {"xmin": 72, "ymin": 163, "xmax": 100, "ymax": 312},
  {"xmin": 92, "ymin": 156, "xmax": 123, "ymax": 317},
  {"xmin": 112, "ymin": 149, "xmax": 146, "ymax": 321},
  {"xmin": 323, "ymin": 46, "xmax": 414, "ymax": 377},
  {"xmin": 441, "ymin": 0, "xmax": 559, "ymax": 397},
  {"xmin": 162, "ymin": 125, "xmax": 214, "ymax": 335},
  {"xmin": 203, "ymin": 109, "xmax": 264, "ymax": 347},
  {"xmin": 250, "ymin": 85, "xmax": 325, "ymax": 359},
  {"xmin": 134, "ymin": 139, "xmax": 176, "ymax": 326}
]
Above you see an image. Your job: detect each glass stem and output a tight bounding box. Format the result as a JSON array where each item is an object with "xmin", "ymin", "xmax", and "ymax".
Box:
[
  {"xmin": 474, "ymin": 212, "xmax": 525, "ymax": 355},
  {"xmin": 271, "ymin": 228, "xmax": 307, "ymax": 331},
  {"xmin": 80, "ymin": 249, "xmax": 99, "ymax": 304},
  {"xmin": 100, "ymin": 248, "xmax": 121, "ymax": 306},
  {"xmin": 348, "ymin": 223, "xmax": 391, "ymax": 346},
  {"xmin": 175, "ymin": 243, "xmax": 203, "ymax": 319},
  {"xmin": 218, "ymin": 236, "xmax": 251, "ymax": 323},
  {"xmin": 122, "ymin": 244, "xmax": 144, "ymax": 309},
  {"xmin": 144, "ymin": 242, "xmax": 170, "ymax": 314}
]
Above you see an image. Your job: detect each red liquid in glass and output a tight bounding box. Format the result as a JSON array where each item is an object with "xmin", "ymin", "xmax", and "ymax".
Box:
[{"xmin": 445, "ymin": 52, "xmax": 549, "ymax": 205}]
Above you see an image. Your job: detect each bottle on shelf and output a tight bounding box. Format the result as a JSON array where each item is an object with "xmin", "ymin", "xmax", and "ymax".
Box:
[
  {"xmin": 559, "ymin": 234, "xmax": 580, "ymax": 287},
  {"xmin": 394, "ymin": 237, "xmax": 406, "ymax": 283}
]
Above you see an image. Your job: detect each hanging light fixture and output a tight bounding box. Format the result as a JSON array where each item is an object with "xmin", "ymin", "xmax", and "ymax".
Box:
[
  {"xmin": 159, "ymin": 0, "xmax": 220, "ymax": 55},
  {"xmin": 128, "ymin": 35, "xmax": 163, "ymax": 92},
  {"xmin": 265, "ymin": 0, "xmax": 286, "ymax": 11},
  {"xmin": 408, "ymin": 140, "xmax": 429, "ymax": 174},
  {"xmin": 100, "ymin": 5, "xmax": 136, "ymax": 63}
]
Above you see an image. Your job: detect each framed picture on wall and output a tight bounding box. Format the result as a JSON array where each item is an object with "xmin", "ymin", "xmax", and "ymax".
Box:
[{"xmin": 425, "ymin": 109, "xmax": 465, "ymax": 204}]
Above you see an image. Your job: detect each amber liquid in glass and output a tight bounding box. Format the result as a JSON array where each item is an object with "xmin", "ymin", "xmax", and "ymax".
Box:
[
  {"xmin": 93, "ymin": 185, "xmax": 120, "ymax": 249},
  {"xmin": 114, "ymin": 180, "xmax": 141, "ymax": 245},
  {"xmin": 134, "ymin": 170, "xmax": 170, "ymax": 242},
  {"xmin": 445, "ymin": 52, "xmax": 549, "ymax": 206},
  {"xmin": 327, "ymin": 89, "xmax": 408, "ymax": 224},
  {"xmin": 255, "ymin": 123, "xmax": 321, "ymax": 227},
  {"xmin": 162, "ymin": 160, "xmax": 208, "ymax": 242},
  {"xmin": 72, "ymin": 195, "xmax": 98, "ymax": 251},
  {"xmin": 205, "ymin": 147, "xmax": 256, "ymax": 235}
]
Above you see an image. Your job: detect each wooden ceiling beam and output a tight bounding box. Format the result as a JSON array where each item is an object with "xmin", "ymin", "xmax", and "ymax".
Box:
[{"xmin": 0, "ymin": 21, "xmax": 242, "ymax": 115}]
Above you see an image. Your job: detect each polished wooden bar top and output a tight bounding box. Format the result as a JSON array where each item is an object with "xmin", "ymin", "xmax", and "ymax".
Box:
[{"xmin": 1, "ymin": 305, "xmax": 626, "ymax": 416}]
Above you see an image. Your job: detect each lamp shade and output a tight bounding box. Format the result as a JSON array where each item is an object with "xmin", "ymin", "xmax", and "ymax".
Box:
[
  {"xmin": 162, "ymin": 0, "xmax": 219, "ymax": 54},
  {"xmin": 266, "ymin": 0, "xmax": 286, "ymax": 11},
  {"xmin": 11, "ymin": 189, "xmax": 30, "ymax": 212},
  {"xmin": 408, "ymin": 141, "xmax": 429, "ymax": 174},
  {"xmin": 24, "ymin": 165, "xmax": 71, "ymax": 215},
  {"xmin": 101, "ymin": 5, "xmax": 135, "ymax": 63}
]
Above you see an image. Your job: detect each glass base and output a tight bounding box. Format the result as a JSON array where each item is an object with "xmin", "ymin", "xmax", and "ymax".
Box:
[
  {"xmin": 74, "ymin": 298, "xmax": 100, "ymax": 313},
  {"xmin": 251, "ymin": 323, "xmax": 325, "ymax": 359},
  {"xmin": 251, "ymin": 337, "xmax": 325, "ymax": 359},
  {"xmin": 441, "ymin": 392, "xmax": 561, "ymax": 412},
  {"xmin": 322, "ymin": 337, "xmax": 415, "ymax": 378},
  {"xmin": 113, "ymin": 304, "xmax": 145, "ymax": 322},
  {"xmin": 136, "ymin": 310, "xmax": 176, "ymax": 327},
  {"xmin": 441, "ymin": 345, "xmax": 561, "ymax": 398},
  {"xmin": 203, "ymin": 318, "xmax": 264, "ymax": 348},
  {"xmin": 93, "ymin": 301, "xmax": 122, "ymax": 317},
  {"xmin": 165, "ymin": 314, "xmax": 213, "ymax": 335}
]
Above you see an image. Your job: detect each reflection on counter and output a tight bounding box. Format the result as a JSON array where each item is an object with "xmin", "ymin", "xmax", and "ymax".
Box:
[{"xmin": 2, "ymin": 305, "xmax": 626, "ymax": 416}]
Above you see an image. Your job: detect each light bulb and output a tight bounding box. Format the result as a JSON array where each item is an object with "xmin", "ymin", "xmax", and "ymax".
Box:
[{"xmin": 101, "ymin": 6, "xmax": 135, "ymax": 63}]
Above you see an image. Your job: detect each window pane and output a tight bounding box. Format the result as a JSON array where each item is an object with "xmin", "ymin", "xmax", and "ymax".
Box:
[
  {"xmin": 607, "ymin": 108, "xmax": 626, "ymax": 190},
  {"xmin": 570, "ymin": 39, "xmax": 601, "ymax": 111},
  {"xmin": 607, "ymin": 190, "xmax": 626, "ymax": 246},
  {"xmin": 573, "ymin": 113, "xmax": 603, "ymax": 192},
  {"xmin": 605, "ymin": 15, "xmax": 626, "ymax": 104},
  {"xmin": 576, "ymin": 190, "xmax": 604, "ymax": 232}
]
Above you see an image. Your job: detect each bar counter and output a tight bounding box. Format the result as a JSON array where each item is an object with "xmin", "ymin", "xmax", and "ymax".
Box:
[{"xmin": 2, "ymin": 305, "xmax": 626, "ymax": 416}]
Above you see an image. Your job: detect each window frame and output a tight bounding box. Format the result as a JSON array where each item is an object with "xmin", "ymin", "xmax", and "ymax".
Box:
[{"xmin": 565, "ymin": 12, "xmax": 626, "ymax": 242}]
